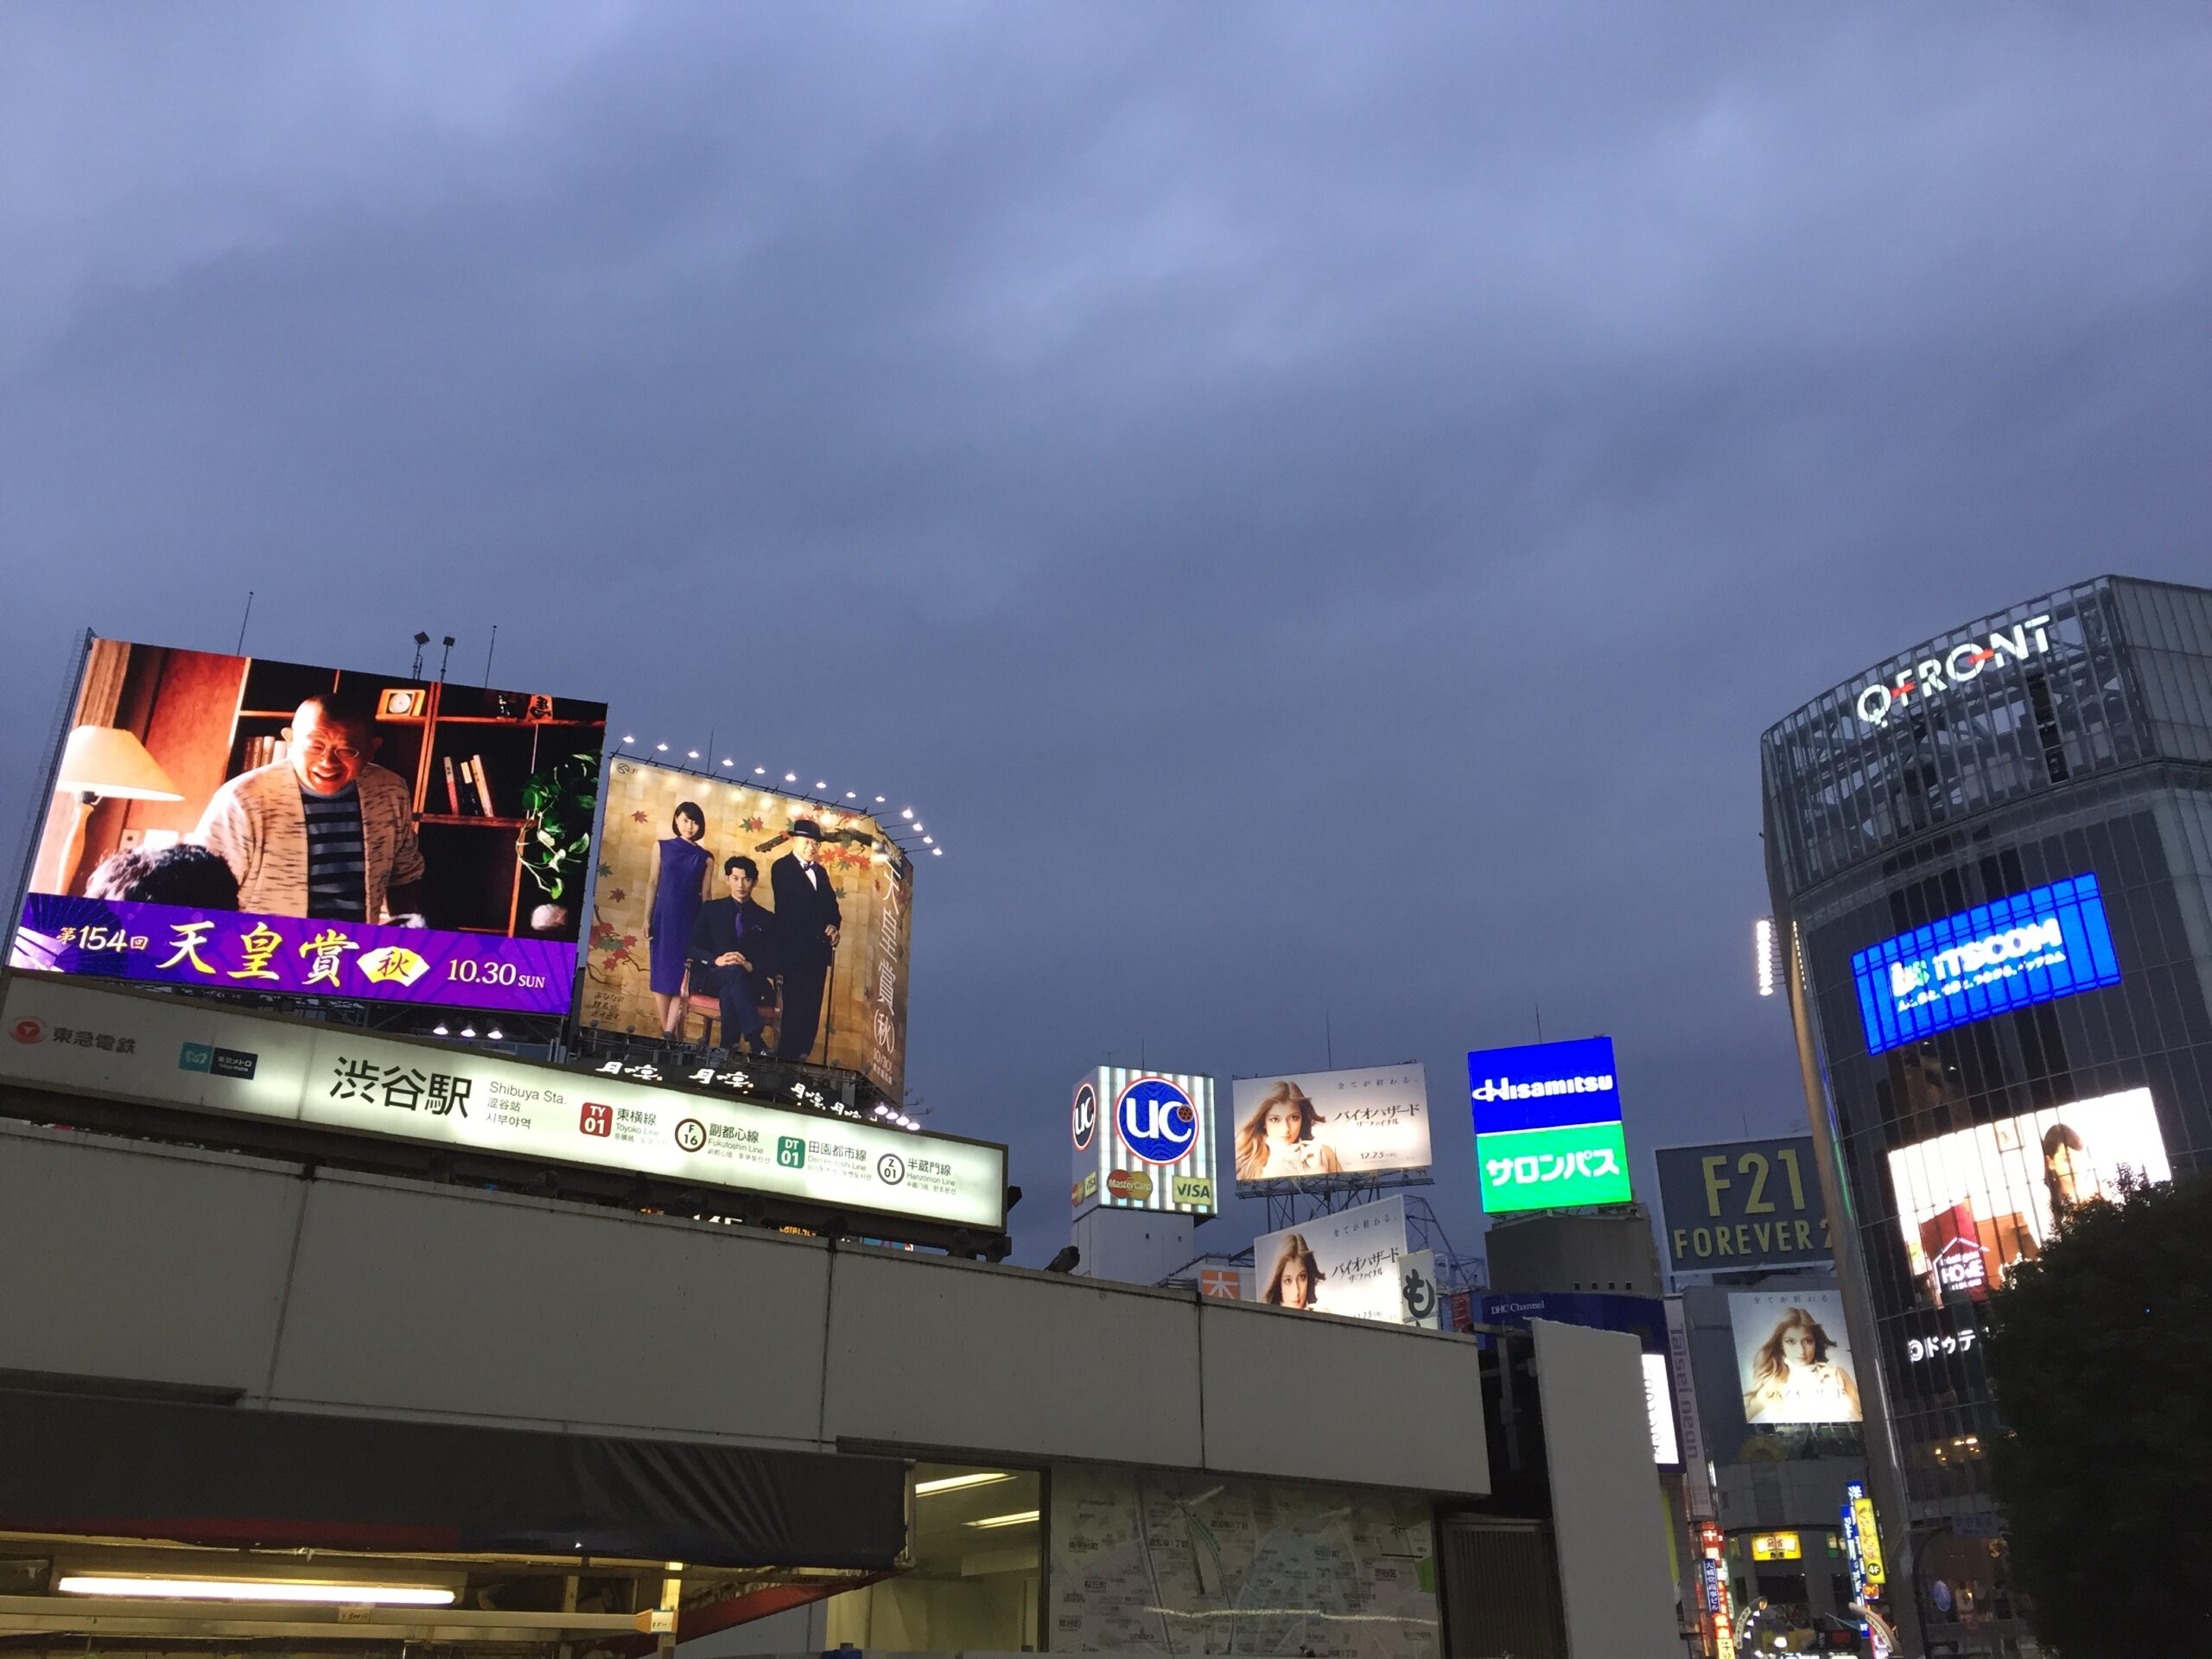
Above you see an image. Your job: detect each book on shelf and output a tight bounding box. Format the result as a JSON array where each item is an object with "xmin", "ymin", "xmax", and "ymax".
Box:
[
  {"xmin": 456, "ymin": 758, "xmax": 480, "ymax": 817},
  {"xmin": 471, "ymin": 753, "xmax": 495, "ymax": 817},
  {"xmin": 442, "ymin": 755, "xmax": 461, "ymax": 815},
  {"xmin": 240, "ymin": 734, "xmax": 291, "ymax": 772}
]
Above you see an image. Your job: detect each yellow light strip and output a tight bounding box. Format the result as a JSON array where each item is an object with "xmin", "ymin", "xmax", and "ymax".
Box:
[
  {"xmin": 914, "ymin": 1471, "xmax": 1015, "ymax": 1497},
  {"xmin": 966, "ymin": 1510, "xmax": 1040, "ymax": 1530},
  {"xmin": 56, "ymin": 1576, "xmax": 456, "ymax": 1606}
]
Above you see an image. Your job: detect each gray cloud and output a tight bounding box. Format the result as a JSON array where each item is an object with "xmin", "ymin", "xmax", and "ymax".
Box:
[{"xmin": 3, "ymin": 1, "xmax": 2208, "ymax": 1262}]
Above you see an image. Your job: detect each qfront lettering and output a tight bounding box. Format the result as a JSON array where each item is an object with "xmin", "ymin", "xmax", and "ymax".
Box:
[{"xmin": 1854, "ymin": 613, "xmax": 2053, "ymax": 727}]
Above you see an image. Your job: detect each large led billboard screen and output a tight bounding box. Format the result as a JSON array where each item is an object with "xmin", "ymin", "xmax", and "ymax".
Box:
[
  {"xmin": 1850, "ymin": 874, "xmax": 2121, "ymax": 1055},
  {"xmin": 1249, "ymin": 1196, "xmax": 1410, "ymax": 1324},
  {"xmin": 1468, "ymin": 1035, "xmax": 1630, "ymax": 1213},
  {"xmin": 1229, "ymin": 1063, "xmax": 1431, "ymax": 1185},
  {"xmin": 1070, "ymin": 1065, "xmax": 1218, "ymax": 1216},
  {"xmin": 10, "ymin": 639, "xmax": 605, "ymax": 1015},
  {"xmin": 579, "ymin": 760, "xmax": 913, "ymax": 1093},
  {"xmin": 1886, "ymin": 1087, "xmax": 2171, "ymax": 1303},
  {"xmin": 1728, "ymin": 1289, "xmax": 1864, "ymax": 1425}
]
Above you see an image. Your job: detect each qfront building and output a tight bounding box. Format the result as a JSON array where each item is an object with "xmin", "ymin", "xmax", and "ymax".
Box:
[{"xmin": 1760, "ymin": 575, "xmax": 2212, "ymax": 1656}]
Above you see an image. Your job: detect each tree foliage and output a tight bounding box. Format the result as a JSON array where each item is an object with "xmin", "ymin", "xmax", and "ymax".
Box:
[{"xmin": 1982, "ymin": 1171, "xmax": 2212, "ymax": 1656}]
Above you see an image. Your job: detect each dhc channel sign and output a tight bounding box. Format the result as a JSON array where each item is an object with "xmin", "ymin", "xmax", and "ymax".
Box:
[{"xmin": 1850, "ymin": 874, "xmax": 2122, "ymax": 1055}]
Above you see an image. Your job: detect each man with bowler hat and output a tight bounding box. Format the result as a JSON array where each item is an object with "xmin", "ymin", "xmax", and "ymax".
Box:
[{"xmin": 771, "ymin": 818, "xmax": 842, "ymax": 1061}]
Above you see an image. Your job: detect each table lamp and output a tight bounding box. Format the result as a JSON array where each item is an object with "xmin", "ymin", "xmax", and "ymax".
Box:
[{"xmin": 51, "ymin": 725, "xmax": 184, "ymax": 894}]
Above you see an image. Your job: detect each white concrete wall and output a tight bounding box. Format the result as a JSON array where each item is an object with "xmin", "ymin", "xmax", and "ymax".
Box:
[
  {"xmin": 1199, "ymin": 1298, "xmax": 1489, "ymax": 1493},
  {"xmin": 823, "ymin": 1250, "xmax": 1205, "ymax": 1469},
  {"xmin": 0, "ymin": 1120, "xmax": 1491, "ymax": 1499},
  {"xmin": 1529, "ymin": 1319, "xmax": 1679, "ymax": 1659}
]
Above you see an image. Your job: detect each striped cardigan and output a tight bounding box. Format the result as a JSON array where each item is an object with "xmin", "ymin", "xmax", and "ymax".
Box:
[{"xmin": 192, "ymin": 762, "xmax": 426, "ymax": 921}]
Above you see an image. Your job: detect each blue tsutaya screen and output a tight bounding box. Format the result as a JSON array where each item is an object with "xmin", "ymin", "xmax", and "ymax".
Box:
[{"xmin": 1850, "ymin": 874, "xmax": 2121, "ymax": 1056}]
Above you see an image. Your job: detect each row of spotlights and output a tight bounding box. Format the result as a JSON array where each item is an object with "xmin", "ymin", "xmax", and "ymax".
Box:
[
  {"xmin": 619, "ymin": 740, "xmax": 940, "ymax": 855},
  {"xmin": 432, "ymin": 1024, "xmax": 503, "ymax": 1040}
]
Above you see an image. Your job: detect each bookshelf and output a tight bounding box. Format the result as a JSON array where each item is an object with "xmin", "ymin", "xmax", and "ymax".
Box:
[{"xmin": 224, "ymin": 660, "xmax": 605, "ymax": 936}]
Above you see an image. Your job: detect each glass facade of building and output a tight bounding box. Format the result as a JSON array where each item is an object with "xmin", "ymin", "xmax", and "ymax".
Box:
[{"xmin": 1759, "ymin": 575, "xmax": 2212, "ymax": 1654}]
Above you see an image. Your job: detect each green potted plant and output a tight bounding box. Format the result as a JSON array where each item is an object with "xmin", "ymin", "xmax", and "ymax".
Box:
[{"xmin": 518, "ymin": 750, "xmax": 601, "ymax": 912}]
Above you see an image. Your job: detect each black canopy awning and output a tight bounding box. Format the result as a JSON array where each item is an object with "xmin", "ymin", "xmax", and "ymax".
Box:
[{"xmin": 0, "ymin": 1382, "xmax": 906, "ymax": 1569}]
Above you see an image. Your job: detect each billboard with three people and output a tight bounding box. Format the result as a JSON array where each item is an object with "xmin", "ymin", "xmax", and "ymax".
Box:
[{"xmin": 579, "ymin": 759, "xmax": 914, "ymax": 1095}]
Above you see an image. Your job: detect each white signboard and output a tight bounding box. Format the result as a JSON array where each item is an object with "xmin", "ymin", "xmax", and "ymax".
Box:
[
  {"xmin": 1249, "ymin": 1196, "xmax": 1410, "ymax": 1324},
  {"xmin": 1230, "ymin": 1063, "xmax": 1431, "ymax": 1184},
  {"xmin": 1, "ymin": 973, "xmax": 1006, "ymax": 1231}
]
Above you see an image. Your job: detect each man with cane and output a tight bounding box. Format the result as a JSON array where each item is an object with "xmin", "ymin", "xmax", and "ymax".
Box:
[{"xmin": 770, "ymin": 818, "xmax": 842, "ymax": 1063}]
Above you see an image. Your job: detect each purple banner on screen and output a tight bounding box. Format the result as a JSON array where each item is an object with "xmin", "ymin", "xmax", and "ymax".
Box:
[{"xmin": 11, "ymin": 894, "xmax": 575, "ymax": 1014}]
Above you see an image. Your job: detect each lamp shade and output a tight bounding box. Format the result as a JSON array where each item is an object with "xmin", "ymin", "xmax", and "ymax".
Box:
[{"xmin": 55, "ymin": 726, "xmax": 184, "ymax": 801}]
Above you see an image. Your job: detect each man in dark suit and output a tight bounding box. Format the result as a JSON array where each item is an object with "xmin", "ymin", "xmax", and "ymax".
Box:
[
  {"xmin": 770, "ymin": 818, "xmax": 842, "ymax": 1062},
  {"xmin": 687, "ymin": 856, "xmax": 778, "ymax": 1057}
]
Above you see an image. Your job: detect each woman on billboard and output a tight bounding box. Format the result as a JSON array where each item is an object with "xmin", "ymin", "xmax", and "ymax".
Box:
[
  {"xmin": 1742, "ymin": 1306, "xmax": 1863, "ymax": 1423},
  {"xmin": 2042, "ymin": 1122, "xmax": 2106, "ymax": 1216},
  {"xmin": 1236, "ymin": 1083, "xmax": 1344, "ymax": 1180},
  {"xmin": 1261, "ymin": 1234, "xmax": 1325, "ymax": 1311},
  {"xmin": 645, "ymin": 801, "xmax": 714, "ymax": 1038}
]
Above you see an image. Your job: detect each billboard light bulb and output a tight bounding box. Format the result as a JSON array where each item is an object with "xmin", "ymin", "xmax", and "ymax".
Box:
[
  {"xmin": 622, "ymin": 735, "xmax": 635, "ymax": 745},
  {"xmin": 901, "ymin": 808, "xmax": 913, "ymax": 819},
  {"xmin": 931, "ymin": 848, "xmax": 942, "ymax": 855},
  {"xmin": 687, "ymin": 750, "xmax": 699, "ymax": 760},
  {"xmin": 656, "ymin": 743, "xmax": 668, "ymax": 751}
]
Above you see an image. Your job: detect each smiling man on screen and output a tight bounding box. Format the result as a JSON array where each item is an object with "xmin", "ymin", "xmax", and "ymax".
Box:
[{"xmin": 192, "ymin": 689, "xmax": 429, "ymax": 925}]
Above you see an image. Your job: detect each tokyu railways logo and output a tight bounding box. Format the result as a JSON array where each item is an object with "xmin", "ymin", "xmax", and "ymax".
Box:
[
  {"xmin": 1854, "ymin": 613, "xmax": 2053, "ymax": 728},
  {"xmin": 1116, "ymin": 1076, "xmax": 1198, "ymax": 1165}
]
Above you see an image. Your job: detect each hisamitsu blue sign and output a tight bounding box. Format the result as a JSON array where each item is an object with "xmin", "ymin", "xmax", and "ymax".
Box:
[
  {"xmin": 1851, "ymin": 874, "xmax": 2121, "ymax": 1056},
  {"xmin": 1466, "ymin": 1035, "xmax": 1621, "ymax": 1134}
]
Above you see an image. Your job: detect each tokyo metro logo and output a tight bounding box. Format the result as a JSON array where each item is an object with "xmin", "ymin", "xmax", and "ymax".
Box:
[{"xmin": 1115, "ymin": 1076, "xmax": 1198, "ymax": 1166}]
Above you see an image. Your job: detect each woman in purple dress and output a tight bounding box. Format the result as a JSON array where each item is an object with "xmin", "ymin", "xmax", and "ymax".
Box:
[{"xmin": 645, "ymin": 800, "xmax": 713, "ymax": 1037}]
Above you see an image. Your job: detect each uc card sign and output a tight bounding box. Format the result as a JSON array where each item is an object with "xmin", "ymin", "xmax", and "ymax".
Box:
[
  {"xmin": 1468, "ymin": 1035, "xmax": 1630, "ymax": 1214},
  {"xmin": 1850, "ymin": 873, "xmax": 2120, "ymax": 1056}
]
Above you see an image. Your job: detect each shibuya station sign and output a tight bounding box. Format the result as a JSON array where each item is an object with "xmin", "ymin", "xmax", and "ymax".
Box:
[
  {"xmin": 1853, "ymin": 613, "xmax": 2054, "ymax": 728},
  {"xmin": 0, "ymin": 972, "xmax": 1007, "ymax": 1235}
]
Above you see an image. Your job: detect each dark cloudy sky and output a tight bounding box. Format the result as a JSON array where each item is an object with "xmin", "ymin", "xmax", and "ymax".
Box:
[{"xmin": 3, "ymin": 3, "xmax": 2209, "ymax": 1267}]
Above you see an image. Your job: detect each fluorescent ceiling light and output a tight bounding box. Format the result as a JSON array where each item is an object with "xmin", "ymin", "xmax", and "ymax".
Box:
[
  {"xmin": 914, "ymin": 1471, "xmax": 1014, "ymax": 1497},
  {"xmin": 966, "ymin": 1510, "xmax": 1040, "ymax": 1529},
  {"xmin": 57, "ymin": 1576, "xmax": 455, "ymax": 1606}
]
